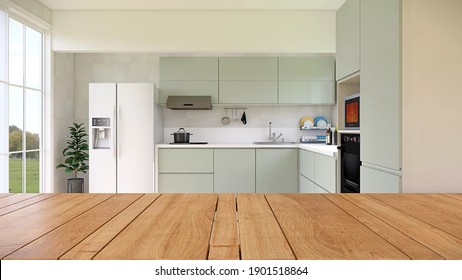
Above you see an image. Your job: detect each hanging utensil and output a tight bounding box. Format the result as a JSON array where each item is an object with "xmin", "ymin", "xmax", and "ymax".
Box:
[{"xmin": 222, "ymin": 109, "xmax": 231, "ymax": 125}]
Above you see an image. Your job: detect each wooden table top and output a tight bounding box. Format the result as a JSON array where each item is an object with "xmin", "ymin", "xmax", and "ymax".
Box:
[{"xmin": 0, "ymin": 193, "xmax": 461, "ymax": 260}]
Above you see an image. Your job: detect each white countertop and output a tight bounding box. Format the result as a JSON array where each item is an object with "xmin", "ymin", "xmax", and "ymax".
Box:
[{"xmin": 156, "ymin": 143, "xmax": 338, "ymax": 157}]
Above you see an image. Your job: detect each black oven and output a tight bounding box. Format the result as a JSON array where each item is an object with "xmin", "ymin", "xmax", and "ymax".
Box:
[{"xmin": 338, "ymin": 133, "xmax": 360, "ymax": 193}]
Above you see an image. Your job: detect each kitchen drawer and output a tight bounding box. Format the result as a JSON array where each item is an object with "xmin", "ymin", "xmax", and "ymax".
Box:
[
  {"xmin": 299, "ymin": 174, "xmax": 315, "ymax": 193},
  {"xmin": 158, "ymin": 174, "xmax": 214, "ymax": 193},
  {"xmin": 314, "ymin": 184, "xmax": 329, "ymax": 193},
  {"xmin": 158, "ymin": 149, "xmax": 214, "ymax": 173},
  {"xmin": 315, "ymin": 153, "xmax": 337, "ymax": 193},
  {"xmin": 299, "ymin": 149, "xmax": 315, "ymax": 181}
]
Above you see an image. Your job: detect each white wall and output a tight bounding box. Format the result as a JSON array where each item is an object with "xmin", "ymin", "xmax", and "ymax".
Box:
[
  {"xmin": 8, "ymin": 0, "xmax": 51, "ymax": 24},
  {"xmin": 51, "ymin": 10, "xmax": 336, "ymax": 53},
  {"xmin": 402, "ymin": 0, "xmax": 462, "ymax": 192}
]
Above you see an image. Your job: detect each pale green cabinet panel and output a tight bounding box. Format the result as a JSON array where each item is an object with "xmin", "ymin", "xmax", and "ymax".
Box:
[
  {"xmin": 160, "ymin": 57, "xmax": 218, "ymax": 80},
  {"xmin": 219, "ymin": 81, "xmax": 278, "ymax": 104},
  {"xmin": 299, "ymin": 175, "xmax": 315, "ymax": 193},
  {"xmin": 219, "ymin": 57, "xmax": 278, "ymax": 80},
  {"xmin": 314, "ymin": 184, "xmax": 329, "ymax": 194},
  {"xmin": 279, "ymin": 81, "xmax": 334, "ymax": 104},
  {"xmin": 158, "ymin": 174, "xmax": 214, "ymax": 193},
  {"xmin": 214, "ymin": 149, "xmax": 255, "ymax": 193},
  {"xmin": 279, "ymin": 57, "xmax": 335, "ymax": 81},
  {"xmin": 159, "ymin": 81, "xmax": 219, "ymax": 104},
  {"xmin": 299, "ymin": 149, "xmax": 315, "ymax": 181},
  {"xmin": 314, "ymin": 153, "xmax": 337, "ymax": 193},
  {"xmin": 360, "ymin": 0, "xmax": 401, "ymax": 171},
  {"xmin": 360, "ymin": 166, "xmax": 401, "ymax": 193},
  {"xmin": 256, "ymin": 149, "xmax": 298, "ymax": 193},
  {"xmin": 158, "ymin": 149, "xmax": 213, "ymax": 173},
  {"xmin": 336, "ymin": 0, "xmax": 360, "ymax": 81}
]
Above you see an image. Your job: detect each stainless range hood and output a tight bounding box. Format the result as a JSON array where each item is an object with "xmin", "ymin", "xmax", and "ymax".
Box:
[{"xmin": 166, "ymin": 96, "xmax": 212, "ymax": 110}]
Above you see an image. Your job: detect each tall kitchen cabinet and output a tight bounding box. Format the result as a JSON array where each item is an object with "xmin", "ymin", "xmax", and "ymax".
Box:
[
  {"xmin": 360, "ymin": 0, "xmax": 401, "ymax": 193},
  {"xmin": 89, "ymin": 83, "xmax": 161, "ymax": 193},
  {"xmin": 159, "ymin": 57, "xmax": 219, "ymax": 104}
]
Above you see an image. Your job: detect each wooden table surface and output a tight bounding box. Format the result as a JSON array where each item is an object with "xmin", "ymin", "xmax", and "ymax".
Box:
[{"xmin": 0, "ymin": 193, "xmax": 461, "ymax": 260}]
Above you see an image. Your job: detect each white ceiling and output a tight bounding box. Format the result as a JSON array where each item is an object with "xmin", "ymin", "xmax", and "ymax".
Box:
[{"xmin": 37, "ymin": 0, "xmax": 346, "ymax": 10}]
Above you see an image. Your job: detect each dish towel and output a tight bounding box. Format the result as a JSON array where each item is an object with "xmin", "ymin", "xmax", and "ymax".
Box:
[{"xmin": 241, "ymin": 111, "xmax": 247, "ymax": 125}]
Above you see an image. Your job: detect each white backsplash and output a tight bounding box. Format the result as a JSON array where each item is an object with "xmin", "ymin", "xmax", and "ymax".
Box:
[{"xmin": 163, "ymin": 105, "xmax": 334, "ymax": 144}]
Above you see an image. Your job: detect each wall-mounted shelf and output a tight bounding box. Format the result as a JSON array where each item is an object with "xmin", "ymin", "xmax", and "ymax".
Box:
[{"xmin": 300, "ymin": 127, "xmax": 327, "ymax": 131}]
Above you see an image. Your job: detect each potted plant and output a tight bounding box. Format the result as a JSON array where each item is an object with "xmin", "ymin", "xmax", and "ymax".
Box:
[{"xmin": 57, "ymin": 123, "xmax": 89, "ymax": 193}]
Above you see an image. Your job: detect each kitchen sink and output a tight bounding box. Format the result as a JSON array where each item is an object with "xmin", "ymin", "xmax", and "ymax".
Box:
[{"xmin": 253, "ymin": 141, "xmax": 298, "ymax": 145}]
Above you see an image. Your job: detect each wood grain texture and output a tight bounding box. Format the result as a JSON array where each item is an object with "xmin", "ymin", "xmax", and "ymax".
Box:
[
  {"xmin": 237, "ymin": 194, "xmax": 295, "ymax": 260},
  {"xmin": 325, "ymin": 194, "xmax": 443, "ymax": 259},
  {"xmin": 0, "ymin": 193, "xmax": 43, "ymax": 208},
  {"xmin": 266, "ymin": 194, "xmax": 409, "ymax": 259},
  {"xmin": 345, "ymin": 194, "xmax": 462, "ymax": 259},
  {"xmin": 93, "ymin": 193, "xmax": 217, "ymax": 260},
  {"xmin": 441, "ymin": 194, "xmax": 462, "ymax": 202},
  {"xmin": 208, "ymin": 194, "xmax": 239, "ymax": 260},
  {"xmin": 60, "ymin": 194, "xmax": 160, "ymax": 260},
  {"xmin": 4, "ymin": 194, "xmax": 143, "ymax": 260},
  {"xmin": 0, "ymin": 194, "xmax": 58, "ymax": 217},
  {"xmin": 0, "ymin": 193, "xmax": 15, "ymax": 199},
  {"xmin": 0, "ymin": 194, "xmax": 113, "ymax": 259}
]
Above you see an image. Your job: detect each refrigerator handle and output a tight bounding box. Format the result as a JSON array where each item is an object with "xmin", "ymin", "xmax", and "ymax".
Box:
[
  {"xmin": 118, "ymin": 105, "xmax": 121, "ymax": 158},
  {"xmin": 113, "ymin": 105, "xmax": 117, "ymax": 159}
]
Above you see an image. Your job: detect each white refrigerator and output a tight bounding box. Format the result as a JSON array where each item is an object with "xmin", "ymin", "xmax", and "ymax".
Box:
[{"xmin": 89, "ymin": 83, "xmax": 163, "ymax": 193}]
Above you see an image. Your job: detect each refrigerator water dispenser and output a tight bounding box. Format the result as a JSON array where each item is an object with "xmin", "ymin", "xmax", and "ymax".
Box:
[{"xmin": 92, "ymin": 117, "xmax": 112, "ymax": 149}]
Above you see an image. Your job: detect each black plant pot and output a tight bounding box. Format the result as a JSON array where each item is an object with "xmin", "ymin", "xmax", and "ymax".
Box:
[{"xmin": 67, "ymin": 178, "xmax": 84, "ymax": 193}]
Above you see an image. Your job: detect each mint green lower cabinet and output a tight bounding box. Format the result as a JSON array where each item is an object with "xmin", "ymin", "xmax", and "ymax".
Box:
[
  {"xmin": 314, "ymin": 153, "xmax": 337, "ymax": 193},
  {"xmin": 158, "ymin": 174, "xmax": 214, "ymax": 193},
  {"xmin": 256, "ymin": 149, "xmax": 298, "ymax": 193},
  {"xmin": 299, "ymin": 175, "xmax": 315, "ymax": 193},
  {"xmin": 299, "ymin": 149, "xmax": 315, "ymax": 181},
  {"xmin": 315, "ymin": 184, "xmax": 329, "ymax": 193},
  {"xmin": 219, "ymin": 81, "xmax": 278, "ymax": 104},
  {"xmin": 279, "ymin": 81, "xmax": 334, "ymax": 104},
  {"xmin": 158, "ymin": 149, "xmax": 213, "ymax": 173},
  {"xmin": 214, "ymin": 149, "xmax": 255, "ymax": 193},
  {"xmin": 159, "ymin": 81, "xmax": 219, "ymax": 104}
]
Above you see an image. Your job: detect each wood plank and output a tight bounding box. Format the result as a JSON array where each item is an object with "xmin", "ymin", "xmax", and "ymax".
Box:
[
  {"xmin": 369, "ymin": 194, "xmax": 462, "ymax": 240},
  {"xmin": 237, "ymin": 194, "xmax": 294, "ymax": 260},
  {"xmin": 0, "ymin": 193, "xmax": 113, "ymax": 259},
  {"xmin": 440, "ymin": 194, "xmax": 462, "ymax": 202},
  {"xmin": 0, "ymin": 193, "xmax": 15, "ymax": 199},
  {"xmin": 0, "ymin": 194, "xmax": 59, "ymax": 217},
  {"xmin": 60, "ymin": 194, "xmax": 160, "ymax": 260},
  {"xmin": 0, "ymin": 193, "xmax": 42, "ymax": 208},
  {"xmin": 344, "ymin": 194, "xmax": 462, "ymax": 259},
  {"xmin": 208, "ymin": 194, "xmax": 239, "ymax": 260},
  {"xmin": 4, "ymin": 194, "xmax": 143, "ymax": 260},
  {"xmin": 93, "ymin": 194, "xmax": 217, "ymax": 260},
  {"xmin": 325, "ymin": 194, "xmax": 443, "ymax": 259},
  {"xmin": 266, "ymin": 194, "xmax": 409, "ymax": 260}
]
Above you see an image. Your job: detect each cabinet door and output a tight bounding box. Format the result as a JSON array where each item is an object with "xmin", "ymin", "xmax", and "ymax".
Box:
[
  {"xmin": 360, "ymin": 0, "xmax": 401, "ymax": 171},
  {"xmin": 299, "ymin": 175, "xmax": 315, "ymax": 193},
  {"xmin": 279, "ymin": 81, "xmax": 334, "ymax": 104},
  {"xmin": 299, "ymin": 149, "xmax": 315, "ymax": 181},
  {"xmin": 360, "ymin": 165, "xmax": 401, "ymax": 193},
  {"xmin": 158, "ymin": 149, "xmax": 213, "ymax": 173},
  {"xmin": 314, "ymin": 153, "xmax": 337, "ymax": 193},
  {"xmin": 315, "ymin": 184, "xmax": 329, "ymax": 193},
  {"xmin": 160, "ymin": 57, "xmax": 218, "ymax": 80},
  {"xmin": 336, "ymin": 0, "xmax": 360, "ymax": 81},
  {"xmin": 214, "ymin": 149, "xmax": 255, "ymax": 193},
  {"xmin": 279, "ymin": 57, "xmax": 334, "ymax": 80},
  {"xmin": 256, "ymin": 149, "xmax": 298, "ymax": 193},
  {"xmin": 219, "ymin": 57, "xmax": 278, "ymax": 80},
  {"xmin": 158, "ymin": 174, "xmax": 214, "ymax": 193},
  {"xmin": 219, "ymin": 81, "xmax": 278, "ymax": 104}
]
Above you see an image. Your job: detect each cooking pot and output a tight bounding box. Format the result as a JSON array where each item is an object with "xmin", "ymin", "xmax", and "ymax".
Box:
[{"xmin": 171, "ymin": 128, "xmax": 193, "ymax": 143}]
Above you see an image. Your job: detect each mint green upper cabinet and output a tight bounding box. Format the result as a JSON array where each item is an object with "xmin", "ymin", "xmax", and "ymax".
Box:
[
  {"xmin": 160, "ymin": 57, "xmax": 218, "ymax": 80},
  {"xmin": 219, "ymin": 57, "xmax": 278, "ymax": 104},
  {"xmin": 360, "ymin": 0, "xmax": 401, "ymax": 171},
  {"xmin": 279, "ymin": 57, "xmax": 335, "ymax": 104},
  {"xmin": 159, "ymin": 57, "xmax": 219, "ymax": 104},
  {"xmin": 336, "ymin": 0, "xmax": 360, "ymax": 81}
]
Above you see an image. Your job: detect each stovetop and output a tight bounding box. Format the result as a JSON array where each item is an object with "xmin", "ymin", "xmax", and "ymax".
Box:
[{"xmin": 169, "ymin": 142, "xmax": 208, "ymax": 145}]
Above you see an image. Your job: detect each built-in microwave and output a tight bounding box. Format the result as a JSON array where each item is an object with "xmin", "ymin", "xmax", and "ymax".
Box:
[{"xmin": 345, "ymin": 94, "xmax": 360, "ymax": 129}]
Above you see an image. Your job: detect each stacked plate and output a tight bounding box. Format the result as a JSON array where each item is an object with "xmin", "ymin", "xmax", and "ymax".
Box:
[
  {"xmin": 299, "ymin": 116, "xmax": 314, "ymax": 128},
  {"xmin": 314, "ymin": 116, "xmax": 328, "ymax": 128}
]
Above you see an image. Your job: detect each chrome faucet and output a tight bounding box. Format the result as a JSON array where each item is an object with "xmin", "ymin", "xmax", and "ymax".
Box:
[{"xmin": 268, "ymin": 122, "xmax": 283, "ymax": 142}]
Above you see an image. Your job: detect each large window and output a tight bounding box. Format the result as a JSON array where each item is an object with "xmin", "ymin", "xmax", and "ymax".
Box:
[{"xmin": 0, "ymin": 11, "xmax": 44, "ymax": 193}]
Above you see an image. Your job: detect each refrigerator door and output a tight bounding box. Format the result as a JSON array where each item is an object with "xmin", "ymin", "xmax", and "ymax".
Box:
[
  {"xmin": 89, "ymin": 83, "xmax": 117, "ymax": 193},
  {"xmin": 116, "ymin": 83, "xmax": 154, "ymax": 193}
]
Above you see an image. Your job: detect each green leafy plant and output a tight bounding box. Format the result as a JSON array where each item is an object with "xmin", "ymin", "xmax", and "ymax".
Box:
[{"xmin": 56, "ymin": 123, "xmax": 89, "ymax": 179}]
